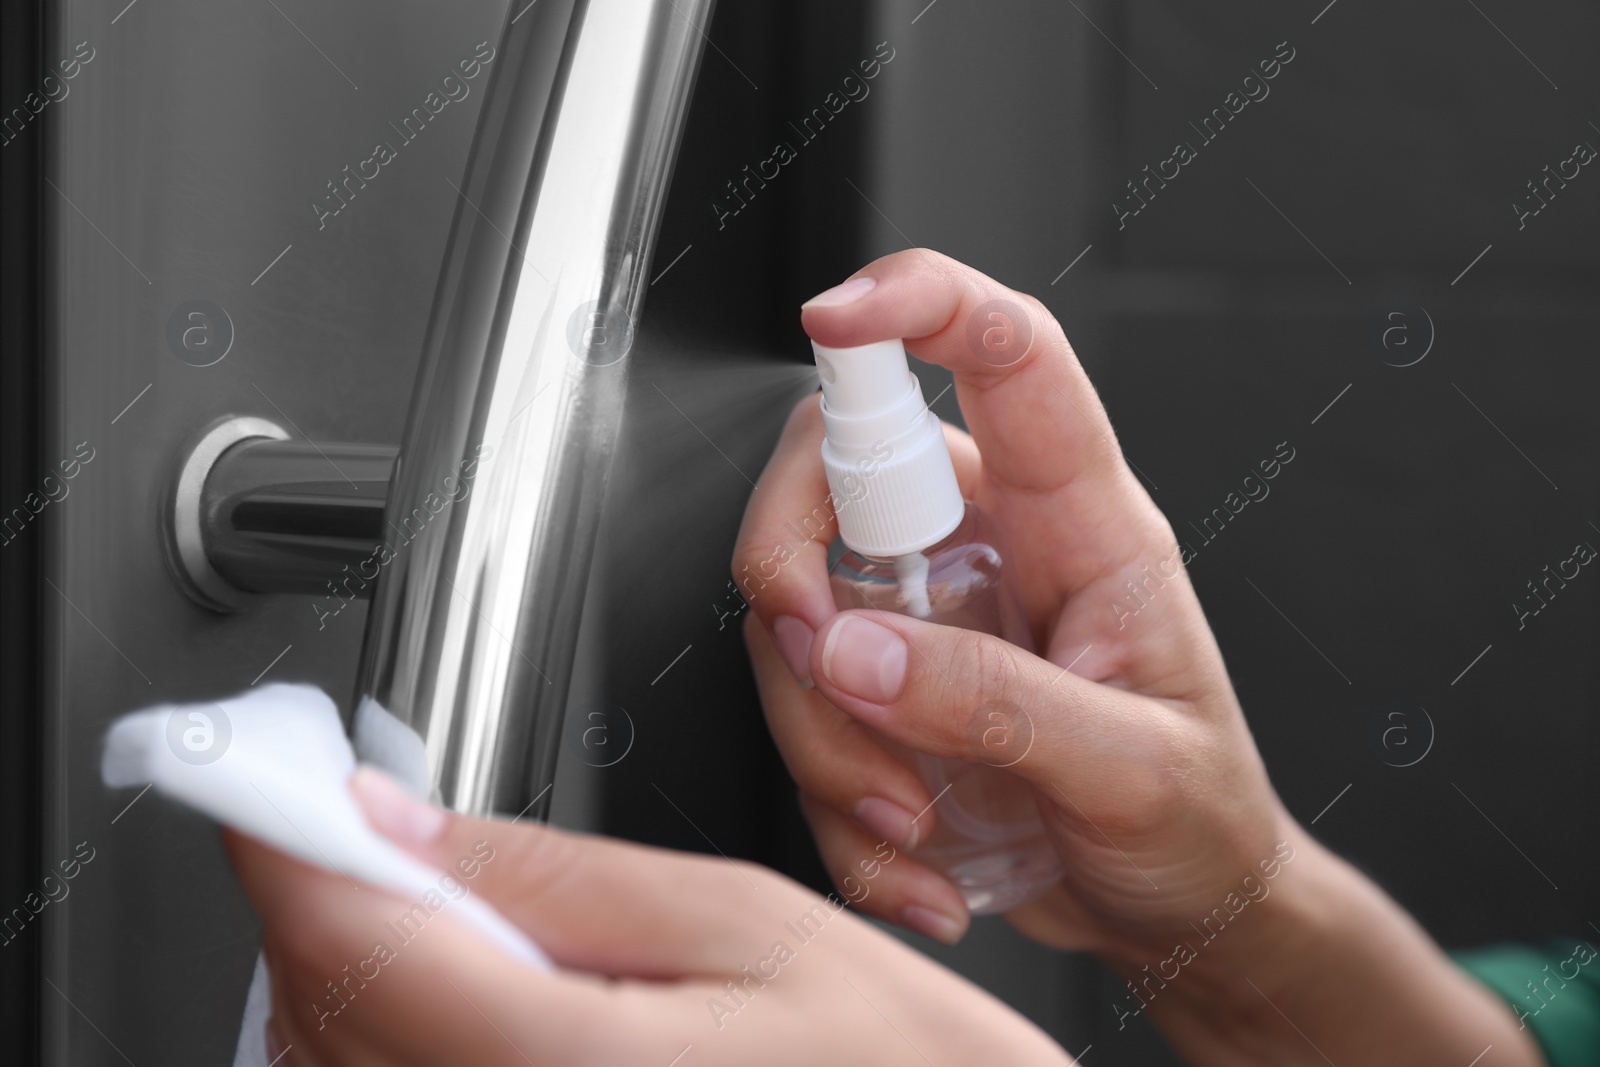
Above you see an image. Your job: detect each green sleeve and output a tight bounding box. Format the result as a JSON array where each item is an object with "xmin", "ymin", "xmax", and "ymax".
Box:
[{"xmin": 1454, "ymin": 940, "xmax": 1600, "ymax": 1067}]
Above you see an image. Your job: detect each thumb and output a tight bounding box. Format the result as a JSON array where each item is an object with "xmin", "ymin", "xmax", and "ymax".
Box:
[
  {"xmin": 347, "ymin": 768, "xmax": 798, "ymax": 978},
  {"xmin": 806, "ymin": 609, "xmax": 1158, "ymax": 794}
]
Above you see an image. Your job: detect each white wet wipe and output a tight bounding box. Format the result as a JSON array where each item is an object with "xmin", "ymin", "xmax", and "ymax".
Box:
[{"xmin": 100, "ymin": 683, "xmax": 551, "ymax": 1064}]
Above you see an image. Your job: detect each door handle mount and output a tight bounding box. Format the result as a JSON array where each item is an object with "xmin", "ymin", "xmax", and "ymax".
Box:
[{"xmin": 167, "ymin": 419, "xmax": 398, "ymax": 611}]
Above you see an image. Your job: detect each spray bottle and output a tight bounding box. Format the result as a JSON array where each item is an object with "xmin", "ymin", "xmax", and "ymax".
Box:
[{"xmin": 815, "ymin": 338, "xmax": 1062, "ymax": 914}]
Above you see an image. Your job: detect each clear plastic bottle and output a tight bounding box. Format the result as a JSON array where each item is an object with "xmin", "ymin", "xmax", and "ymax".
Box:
[{"xmin": 814, "ymin": 338, "xmax": 1062, "ymax": 914}]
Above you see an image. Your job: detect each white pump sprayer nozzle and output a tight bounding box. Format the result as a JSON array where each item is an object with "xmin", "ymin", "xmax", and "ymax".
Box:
[
  {"xmin": 813, "ymin": 339, "xmax": 965, "ymax": 559},
  {"xmin": 814, "ymin": 339, "xmax": 910, "ymax": 417}
]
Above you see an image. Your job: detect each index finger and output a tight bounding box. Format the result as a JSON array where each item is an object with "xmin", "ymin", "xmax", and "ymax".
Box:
[{"xmin": 801, "ymin": 249, "xmax": 1132, "ymax": 499}]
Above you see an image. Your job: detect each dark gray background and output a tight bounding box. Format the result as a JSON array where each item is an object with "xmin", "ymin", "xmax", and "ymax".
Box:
[{"xmin": 598, "ymin": 0, "xmax": 1600, "ymax": 1061}]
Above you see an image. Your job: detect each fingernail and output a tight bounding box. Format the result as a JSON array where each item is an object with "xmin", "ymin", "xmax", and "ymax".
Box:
[
  {"xmin": 802, "ymin": 276, "xmax": 876, "ymax": 309},
  {"xmin": 349, "ymin": 766, "xmax": 446, "ymax": 846},
  {"xmin": 901, "ymin": 903, "xmax": 967, "ymax": 945},
  {"xmin": 264, "ymin": 1017, "xmax": 284, "ymax": 1063},
  {"xmin": 771, "ymin": 615, "xmax": 815, "ymax": 687},
  {"xmin": 820, "ymin": 616, "xmax": 907, "ymax": 703},
  {"xmin": 853, "ymin": 796, "xmax": 920, "ymax": 851}
]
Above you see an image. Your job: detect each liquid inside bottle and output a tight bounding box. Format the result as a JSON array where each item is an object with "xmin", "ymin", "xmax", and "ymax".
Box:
[{"xmin": 829, "ymin": 505, "xmax": 1063, "ymax": 914}]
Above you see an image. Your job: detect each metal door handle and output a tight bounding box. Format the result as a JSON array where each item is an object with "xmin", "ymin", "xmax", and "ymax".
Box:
[{"xmin": 166, "ymin": 0, "xmax": 712, "ymax": 818}]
